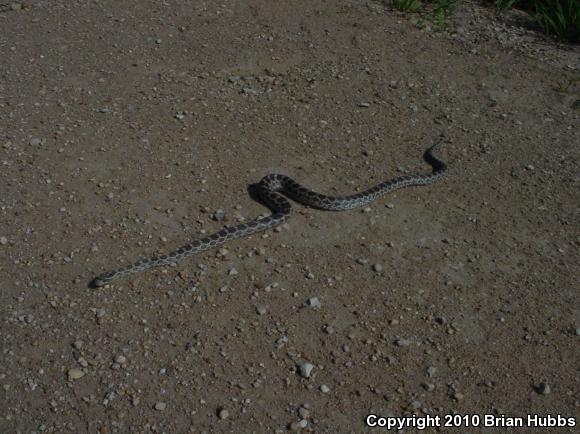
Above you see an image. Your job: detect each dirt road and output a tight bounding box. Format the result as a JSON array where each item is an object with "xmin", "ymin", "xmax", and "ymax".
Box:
[{"xmin": 1, "ymin": 1, "xmax": 578, "ymax": 432}]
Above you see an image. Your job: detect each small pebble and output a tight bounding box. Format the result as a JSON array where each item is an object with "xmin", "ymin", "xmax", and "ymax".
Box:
[
  {"xmin": 410, "ymin": 400, "xmax": 422, "ymax": 409},
  {"xmin": 396, "ymin": 338, "xmax": 412, "ymax": 347},
  {"xmin": 372, "ymin": 263, "xmax": 383, "ymax": 272},
  {"xmin": 423, "ymin": 383, "xmax": 435, "ymax": 391},
  {"xmin": 256, "ymin": 306, "xmax": 267, "ymax": 315},
  {"xmin": 307, "ymin": 297, "xmax": 321, "ymax": 309},
  {"xmin": 320, "ymin": 384, "xmax": 330, "ymax": 393},
  {"xmin": 242, "ymin": 87, "xmax": 260, "ymax": 95},
  {"xmin": 114, "ymin": 355, "xmax": 127, "ymax": 364},
  {"xmin": 275, "ymin": 335, "xmax": 288, "ymax": 348},
  {"xmin": 536, "ymin": 382, "xmax": 551, "ymax": 395},
  {"xmin": 211, "ymin": 209, "xmax": 225, "ymax": 221},
  {"xmin": 356, "ymin": 257, "xmax": 369, "ymax": 265},
  {"xmin": 154, "ymin": 402, "xmax": 167, "ymax": 411},
  {"xmin": 67, "ymin": 368, "xmax": 85, "ymax": 381},
  {"xmin": 290, "ymin": 419, "xmax": 308, "ymax": 431},
  {"xmin": 322, "ymin": 325, "xmax": 334, "ymax": 334},
  {"xmin": 29, "ymin": 137, "xmax": 43, "ymax": 146},
  {"xmin": 298, "ymin": 363, "xmax": 314, "ymax": 378},
  {"xmin": 0, "ymin": 236, "xmax": 8, "ymax": 245},
  {"xmin": 218, "ymin": 408, "xmax": 229, "ymax": 419}
]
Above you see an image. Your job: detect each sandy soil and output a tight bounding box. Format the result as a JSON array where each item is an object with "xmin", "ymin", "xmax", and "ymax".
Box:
[{"xmin": 1, "ymin": 1, "xmax": 578, "ymax": 433}]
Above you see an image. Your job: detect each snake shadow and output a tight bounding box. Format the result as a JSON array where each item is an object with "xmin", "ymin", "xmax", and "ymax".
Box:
[{"xmin": 246, "ymin": 181, "xmax": 279, "ymax": 212}]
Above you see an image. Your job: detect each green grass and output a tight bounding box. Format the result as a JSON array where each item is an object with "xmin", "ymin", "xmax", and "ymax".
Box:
[
  {"xmin": 386, "ymin": 0, "xmax": 462, "ymax": 29},
  {"xmin": 433, "ymin": 0, "xmax": 461, "ymax": 29},
  {"xmin": 495, "ymin": 0, "xmax": 580, "ymax": 43},
  {"xmin": 388, "ymin": 0, "xmax": 423, "ymax": 12},
  {"xmin": 495, "ymin": 0, "xmax": 523, "ymax": 9},
  {"xmin": 534, "ymin": 0, "xmax": 580, "ymax": 42},
  {"xmin": 388, "ymin": 0, "xmax": 580, "ymax": 43}
]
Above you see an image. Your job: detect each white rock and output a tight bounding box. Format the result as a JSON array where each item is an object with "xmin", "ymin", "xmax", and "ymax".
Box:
[
  {"xmin": 68, "ymin": 368, "xmax": 85, "ymax": 380},
  {"xmin": 290, "ymin": 419, "xmax": 308, "ymax": 430},
  {"xmin": 307, "ymin": 297, "xmax": 321, "ymax": 309},
  {"xmin": 29, "ymin": 137, "xmax": 44, "ymax": 146},
  {"xmin": 298, "ymin": 363, "xmax": 314, "ymax": 378},
  {"xmin": 396, "ymin": 338, "xmax": 412, "ymax": 347}
]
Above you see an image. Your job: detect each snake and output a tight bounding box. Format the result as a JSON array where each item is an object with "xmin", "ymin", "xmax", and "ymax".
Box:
[{"xmin": 91, "ymin": 143, "xmax": 447, "ymax": 287}]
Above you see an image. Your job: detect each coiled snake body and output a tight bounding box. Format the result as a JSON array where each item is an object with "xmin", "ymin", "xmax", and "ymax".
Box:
[{"xmin": 91, "ymin": 144, "xmax": 447, "ymax": 287}]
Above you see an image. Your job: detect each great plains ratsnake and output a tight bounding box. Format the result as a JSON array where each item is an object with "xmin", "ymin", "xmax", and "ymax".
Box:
[{"xmin": 91, "ymin": 143, "xmax": 447, "ymax": 287}]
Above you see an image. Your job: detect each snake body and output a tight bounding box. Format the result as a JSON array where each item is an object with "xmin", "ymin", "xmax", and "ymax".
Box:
[{"xmin": 91, "ymin": 144, "xmax": 447, "ymax": 287}]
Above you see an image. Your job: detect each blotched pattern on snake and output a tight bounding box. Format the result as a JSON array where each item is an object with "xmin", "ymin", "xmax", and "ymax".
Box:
[{"xmin": 91, "ymin": 144, "xmax": 447, "ymax": 287}]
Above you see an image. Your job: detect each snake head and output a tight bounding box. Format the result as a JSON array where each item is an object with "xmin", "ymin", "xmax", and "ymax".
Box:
[{"xmin": 90, "ymin": 273, "xmax": 114, "ymax": 288}]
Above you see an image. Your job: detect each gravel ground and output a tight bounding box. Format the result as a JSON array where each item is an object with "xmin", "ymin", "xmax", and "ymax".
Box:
[{"xmin": 1, "ymin": 1, "xmax": 578, "ymax": 433}]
